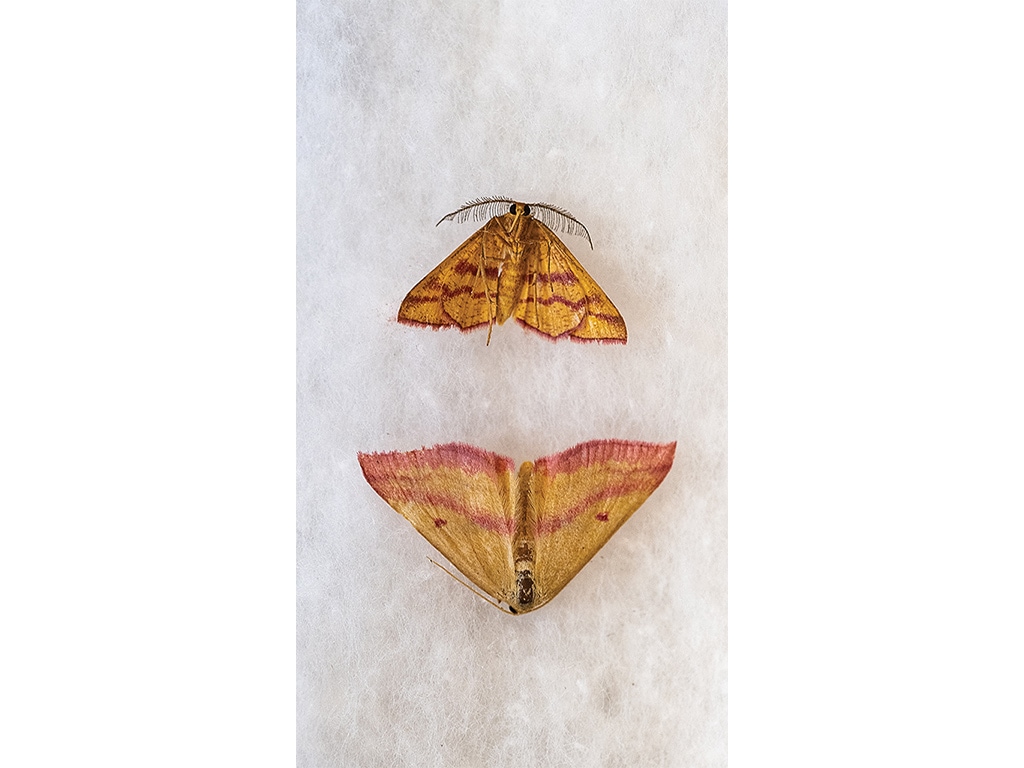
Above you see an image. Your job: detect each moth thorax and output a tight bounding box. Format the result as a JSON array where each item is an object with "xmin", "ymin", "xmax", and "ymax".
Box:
[
  {"xmin": 514, "ymin": 541, "xmax": 534, "ymax": 606},
  {"xmin": 515, "ymin": 569, "xmax": 534, "ymax": 607}
]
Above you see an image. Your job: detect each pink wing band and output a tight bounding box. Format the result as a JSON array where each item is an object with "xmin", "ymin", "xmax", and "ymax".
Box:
[
  {"xmin": 532, "ymin": 439, "xmax": 676, "ymax": 535},
  {"xmin": 360, "ymin": 443, "xmax": 514, "ymax": 480},
  {"xmin": 534, "ymin": 475, "xmax": 670, "ymax": 535},
  {"xmin": 534, "ymin": 439, "xmax": 676, "ymax": 476},
  {"xmin": 358, "ymin": 444, "xmax": 518, "ymax": 536},
  {"xmin": 358, "ymin": 474, "xmax": 516, "ymax": 536}
]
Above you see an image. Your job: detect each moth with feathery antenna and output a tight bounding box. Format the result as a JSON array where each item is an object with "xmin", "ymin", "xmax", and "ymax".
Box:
[{"xmin": 398, "ymin": 197, "xmax": 627, "ymax": 344}]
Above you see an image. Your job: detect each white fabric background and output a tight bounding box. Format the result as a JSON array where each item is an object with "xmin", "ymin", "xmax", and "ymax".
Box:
[{"xmin": 297, "ymin": 1, "xmax": 726, "ymax": 764}]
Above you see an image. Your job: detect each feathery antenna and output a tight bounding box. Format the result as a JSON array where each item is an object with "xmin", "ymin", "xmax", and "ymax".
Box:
[
  {"xmin": 436, "ymin": 196, "xmax": 594, "ymax": 249},
  {"xmin": 428, "ymin": 558, "xmax": 517, "ymax": 615}
]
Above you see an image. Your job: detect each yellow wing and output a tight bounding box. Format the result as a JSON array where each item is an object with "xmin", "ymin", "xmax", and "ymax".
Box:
[
  {"xmin": 529, "ymin": 439, "xmax": 676, "ymax": 607},
  {"xmin": 398, "ymin": 225, "xmax": 508, "ymax": 332},
  {"xmin": 514, "ymin": 219, "xmax": 628, "ymax": 343},
  {"xmin": 357, "ymin": 443, "xmax": 518, "ymax": 604}
]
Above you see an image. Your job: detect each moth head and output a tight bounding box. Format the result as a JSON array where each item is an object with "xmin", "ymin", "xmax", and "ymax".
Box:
[{"xmin": 508, "ymin": 203, "xmax": 532, "ymax": 216}]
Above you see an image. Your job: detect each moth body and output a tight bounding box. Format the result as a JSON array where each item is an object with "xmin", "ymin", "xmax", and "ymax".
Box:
[{"xmin": 511, "ymin": 460, "xmax": 538, "ymax": 612}]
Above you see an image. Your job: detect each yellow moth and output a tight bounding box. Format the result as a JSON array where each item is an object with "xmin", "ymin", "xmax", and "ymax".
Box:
[
  {"xmin": 358, "ymin": 439, "xmax": 675, "ymax": 614},
  {"xmin": 398, "ymin": 198, "xmax": 627, "ymax": 344}
]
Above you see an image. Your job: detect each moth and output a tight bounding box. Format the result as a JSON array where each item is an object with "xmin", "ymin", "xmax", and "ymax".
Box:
[
  {"xmin": 357, "ymin": 439, "xmax": 675, "ymax": 614},
  {"xmin": 398, "ymin": 197, "xmax": 628, "ymax": 344}
]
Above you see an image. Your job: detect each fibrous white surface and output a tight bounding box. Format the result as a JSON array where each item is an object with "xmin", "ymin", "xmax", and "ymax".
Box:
[{"xmin": 298, "ymin": 1, "xmax": 726, "ymax": 764}]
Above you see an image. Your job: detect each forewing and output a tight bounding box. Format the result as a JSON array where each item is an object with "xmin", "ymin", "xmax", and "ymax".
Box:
[
  {"xmin": 530, "ymin": 439, "xmax": 676, "ymax": 605},
  {"xmin": 358, "ymin": 443, "xmax": 518, "ymax": 602},
  {"xmin": 398, "ymin": 229, "xmax": 499, "ymax": 331},
  {"xmin": 513, "ymin": 220, "xmax": 627, "ymax": 343}
]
